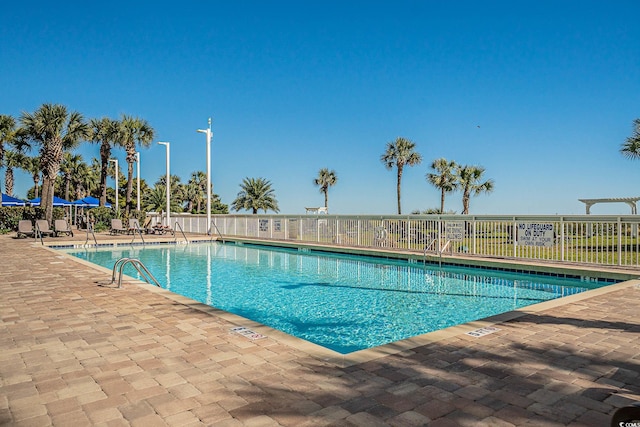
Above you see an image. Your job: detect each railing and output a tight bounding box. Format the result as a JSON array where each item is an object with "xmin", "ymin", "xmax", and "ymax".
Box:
[
  {"xmin": 130, "ymin": 222, "xmax": 146, "ymax": 245},
  {"xmin": 111, "ymin": 257, "xmax": 161, "ymax": 288},
  {"xmin": 148, "ymin": 213, "xmax": 640, "ymax": 269},
  {"xmin": 209, "ymin": 219, "xmax": 225, "ymax": 243},
  {"xmin": 84, "ymin": 222, "xmax": 98, "ymax": 247},
  {"xmin": 173, "ymin": 222, "xmax": 188, "ymax": 244}
]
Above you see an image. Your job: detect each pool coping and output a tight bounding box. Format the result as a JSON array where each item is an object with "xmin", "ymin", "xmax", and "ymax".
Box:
[{"xmin": 44, "ymin": 238, "xmax": 640, "ymax": 368}]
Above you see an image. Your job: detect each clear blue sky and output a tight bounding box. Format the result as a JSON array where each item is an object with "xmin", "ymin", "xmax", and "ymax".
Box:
[{"xmin": 2, "ymin": 0, "xmax": 639, "ymax": 215}]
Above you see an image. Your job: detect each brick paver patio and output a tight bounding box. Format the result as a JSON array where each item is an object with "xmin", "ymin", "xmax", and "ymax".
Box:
[{"xmin": 1, "ymin": 232, "xmax": 639, "ymax": 426}]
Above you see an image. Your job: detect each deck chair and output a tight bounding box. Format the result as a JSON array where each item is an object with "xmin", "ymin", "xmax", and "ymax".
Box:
[
  {"xmin": 128, "ymin": 218, "xmax": 141, "ymax": 234},
  {"xmin": 35, "ymin": 220, "xmax": 54, "ymax": 238},
  {"xmin": 17, "ymin": 220, "xmax": 35, "ymax": 238},
  {"xmin": 54, "ymin": 219, "xmax": 74, "ymax": 237},
  {"xmin": 110, "ymin": 219, "xmax": 126, "ymax": 235}
]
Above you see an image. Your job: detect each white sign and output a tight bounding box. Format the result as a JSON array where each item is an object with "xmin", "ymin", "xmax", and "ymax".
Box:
[
  {"xmin": 466, "ymin": 326, "xmax": 500, "ymax": 337},
  {"xmin": 230, "ymin": 326, "xmax": 266, "ymax": 340},
  {"xmin": 517, "ymin": 223, "xmax": 555, "ymax": 247},
  {"xmin": 445, "ymin": 221, "xmax": 465, "ymax": 242}
]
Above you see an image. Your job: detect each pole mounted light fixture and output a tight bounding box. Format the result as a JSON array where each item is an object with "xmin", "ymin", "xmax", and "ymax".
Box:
[
  {"xmin": 109, "ymin": 159, "xmax": 119, "ymax": 214},
  {"xmin": 197, "ymin": 118, "xmax": 213, "ymax": 234},
  {"xmin": 135, "ymin": 152, "xmax": 141, "ymax": 212},
  {"xmin": 157, "ymin": 142, "xmax": 170, "ymax": 227}
]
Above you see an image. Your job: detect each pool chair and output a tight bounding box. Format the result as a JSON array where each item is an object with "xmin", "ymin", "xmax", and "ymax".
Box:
[
  {"xmin": 35, "ymin": 220, "xmax": 55, "ymax": 238},
  {"xmin": 17, "ymin": 220, "xmax": 35, "ymax": 238},
  {"xmin": 54, "ymin": 219, "xmax": 74, "ymax": 237},
  {"xmin": 110, "ymin": 219, "xmax": 127, "ymax": 235},
  {"xmin": 151, "ymin": 222, "xmax": 174, "ymax": 235}
]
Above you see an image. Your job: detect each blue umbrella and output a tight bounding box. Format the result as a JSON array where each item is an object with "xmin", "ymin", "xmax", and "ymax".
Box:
[
  {"xmin": 1, "ymin": 193, "xmax": 26, "ymax": 206},
  {"xmin": 73, "ymin": 196, "xmax": 111, "ymax": 208},
  {"xmin": 29, "ymin": 196, "xmax": 73, "ymax": 206}
]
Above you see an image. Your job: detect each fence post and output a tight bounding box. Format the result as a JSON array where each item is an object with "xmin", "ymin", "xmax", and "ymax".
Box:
[{"xmin": 618, "ymin": 217, "xmax": 622, "ymax": 266}]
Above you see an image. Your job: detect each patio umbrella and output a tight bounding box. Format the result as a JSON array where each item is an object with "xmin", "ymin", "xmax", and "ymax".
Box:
[
  {"xmin": 29, "ymin": 196, "xmax": 73, "ymax": 207},
  {"xmin": 1, "ymin": 193, "xmax": 26, "ymax": 206},
  {"xmin": 72, "ymin": 196, "xmax": 111, "ymax": 208}
]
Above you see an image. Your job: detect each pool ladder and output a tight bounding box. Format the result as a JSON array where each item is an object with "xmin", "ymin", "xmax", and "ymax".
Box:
[{"xmin": 111, "ymin": 257, "xmax": 161, "ymax": 288}]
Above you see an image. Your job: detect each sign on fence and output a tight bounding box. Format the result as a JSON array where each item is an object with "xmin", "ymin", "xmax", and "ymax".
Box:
[
  {"xmin": 445, "ymin": 221, "xmax": 465, "ymax": 242},
  {"xmin": 517, "ymin": 223, "xmax": 555, "ymax": 247}
]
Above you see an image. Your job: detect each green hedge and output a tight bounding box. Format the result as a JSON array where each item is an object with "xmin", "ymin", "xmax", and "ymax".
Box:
[
  {"xmin": 0, "ymin": 206, "xmax": 147, "ymax": 234},
  {"xmin": 0, "ymin": 207, "xmax": 67, "ymax": 234}
]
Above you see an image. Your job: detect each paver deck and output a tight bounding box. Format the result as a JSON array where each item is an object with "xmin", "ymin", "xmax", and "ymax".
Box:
[{"xmin": 1, "ymin": 231, "xmax": 639, "ymax": 426}]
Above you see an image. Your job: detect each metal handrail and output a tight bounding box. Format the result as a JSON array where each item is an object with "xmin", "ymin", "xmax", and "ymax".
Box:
[
  {"xmin": 173, "ymin": 222, "xmax": 188, "ymax": 244},
  {"xmin": 111, "ymin": 257, "xmax": 161, "ymax": 288},
  {"xmin": 209, "ymin": 219, "xmax": 225, "ymax": 243},
  {"xmin": 83, "ymin": 222, "xmax": 98, "ymax": 247},
  {"xmin": 34, "ymin": 221, "xmax": 44, "ymax": 245},
  {"xmin": 130, "ymin": 222, "xmax": 146, "ymax": 245}
]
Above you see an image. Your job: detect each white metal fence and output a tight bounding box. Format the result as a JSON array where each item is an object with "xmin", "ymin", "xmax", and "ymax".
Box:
[{"xmin": 151, "ymin": 213, "xmax": 640, "ymax": 269}]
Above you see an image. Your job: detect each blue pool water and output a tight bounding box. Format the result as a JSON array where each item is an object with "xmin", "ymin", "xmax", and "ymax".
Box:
[{"xmin": 62, "ymin": 242, "xmax": 609, "ymax": 354}]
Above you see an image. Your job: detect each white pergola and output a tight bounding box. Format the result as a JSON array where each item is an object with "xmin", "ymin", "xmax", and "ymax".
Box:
[
  {"xmin": 578, "ymin": 197, "xmax": 640, "ymax": 214},
  {"xmin": 305, "ymin": 207, "xmax": 328, "ymax": 214}
]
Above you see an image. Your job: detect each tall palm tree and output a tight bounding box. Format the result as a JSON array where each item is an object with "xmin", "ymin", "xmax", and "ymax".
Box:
[
  {"xmin": 118, "ymin": 115, "xmax": 155, "ymax": 215},
  {"xmin": 20, "ymin": 104, "xmax": 89, "ymax": 222},
  {"xmin": 313, "ymin": 168, "xmax": 337, "ymax": 212},
  {"xmin": 380, "ymin": 137, "xmax": 422, "ymax": 214},
  {"xmin": 89, "ymin": 117, "xmax": 120, "ymax": 206},
  {"xmin": 186, "ymin": 171, "xmax": 207, "ymax": 213},
  {"xmin": 59, "ymin": 152, "xmax": 84, "ymax": 201},
  {"xmin": 427, "ymin": 158, "xmax": 458, "ymax": 214},
  {"xmin": 22, "ymin": 156, "xmax": 41, "ymax": 199},
  {"xmin": 620, "ymin": 118, "xmax": 640, "ymax": 161},
  {"xmin": 0, "ymin": 115, "xmax": 16, "ymax": 171},
  {"xmin": 232, "ymin": 177, "xmax": 279, "ymax": 214},
  {"xmin": 83, "ymin": 158, "xmax": 103, "ymax": 198},
  {"xmin": 142, "ymin": 184, "xmax": 182, "ymax": 213},
  {"xmin": 457, "ymin": 165, "xmax": 494, "ymax": 214},
  {"xmin": 3, "ymin": 149, "xmax": 27, "ymax": 196}
]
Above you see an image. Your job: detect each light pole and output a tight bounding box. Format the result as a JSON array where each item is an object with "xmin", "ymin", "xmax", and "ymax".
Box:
[
  {"xmin": 197, "ymin": 118, "xmax": 212, "ymax": 234},
  {"xmin": 135, "ymin": 152, "xmax": 141, "ymax": 212},
  {"xmin": 109, "ymin": 159, "xmax": 119, "ymax": 214},
  {"xmin": 157, "ymin": 142, "xmax": 170, "ymax": 227}
]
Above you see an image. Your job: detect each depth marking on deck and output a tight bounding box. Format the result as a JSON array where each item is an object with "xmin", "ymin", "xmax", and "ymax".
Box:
[
  {"xmin": 230, "ymin": 326, "xmax": 267, "ymax": 340},
  {"xmin": 466, "ymin": 326, "xmax": 500, "ymax": 337}
]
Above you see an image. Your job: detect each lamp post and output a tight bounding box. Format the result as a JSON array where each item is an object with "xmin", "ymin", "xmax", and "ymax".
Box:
[
  {"xmin": 109, "ymin": 159, "xmax": 118, "ymax": 214},
  {"xmin": 135, "ymin": 152, "xmax": 141, "ymax": 212},
  {"xmin": 196, "ymin": 118, "xmax": 212, "ymax": 234},
  {"xmin": 157, "ymin": 142, "xmax": 170, "ymax": 227}
]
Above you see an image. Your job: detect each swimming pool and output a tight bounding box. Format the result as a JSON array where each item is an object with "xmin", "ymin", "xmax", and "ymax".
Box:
[{"xmin": 62, "ymin": 242, "xmax": 611, "ymax": 354}]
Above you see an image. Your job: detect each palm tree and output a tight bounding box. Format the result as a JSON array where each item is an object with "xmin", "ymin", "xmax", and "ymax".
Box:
[
  {"xmin": 118, "ymin": 115, "xmax": 155, "ymax": 215},
  {"xmin": 22, "ymin": 156, "xmax": 41, "ymax": 199},
  {"xmin": 427, "ymin": 158, "xmax": 458, "ymax": 214},
  {"xmin": 313, "ymin": 168, "xmax": 337, "ymax": 212},
  {"xmin": 232, "ymin": 177, "xmax": 279, "ymax": 214},
  {"xmin": 380, "ymin": 137, "xmax": 422, "ymax": 214},
  {"xmin": 20, "ymin": 104, "xmax": 89, "ymax": 222},
  {"xmin": 0, "ymin": 115, "xmax": 16, "ymax": 171},
  {"xmin": 3, "ymin": 149, "xmax": 27, "ymax": 196},
  {"xmin": 620, "ymin": 118, "xmax": 640, "ymax": 161},
  {"xmin": 188, "ymin": 171, "xmax": 207, "ymax": 212},
  {"xmin": 59, "ymin": 152, "xmax": 84, "ymax": 201},
  {"xmin": 457, "ymin": 165, "xmax": 494, "ymax": 214},
  {"xmin": 89, "ymin": 117, "xmax": 120, "ymax": 206},
  {"xmin": 142, "ymin": 184, "xmax": 182, "ymax": 213}
]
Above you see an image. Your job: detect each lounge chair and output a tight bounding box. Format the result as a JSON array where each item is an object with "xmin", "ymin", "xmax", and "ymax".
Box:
[
  {"xmin": 17, "ymin": 220, "xmax": 34, "ymax": 238},
  {"xmin": 128, "ymin": 218, "xmax": 142, "ymax": 234},
  {"xmin": 142, "ymin": 217, "xmax": 154, "ymax": 234},
  {"xmin": 110, "ymin": 219, "xmax": 127, "ymax": 235},
  {"xmin": 151, "ymin": 222, "xmax": 174, "ymax": 235},
  {"xmin": 35, "ymin": 220, "xmax": 54, "ymax": 238},
  {"xmin": 54, "ymin": 219, "xmax": 74, "ymax": 237}
]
